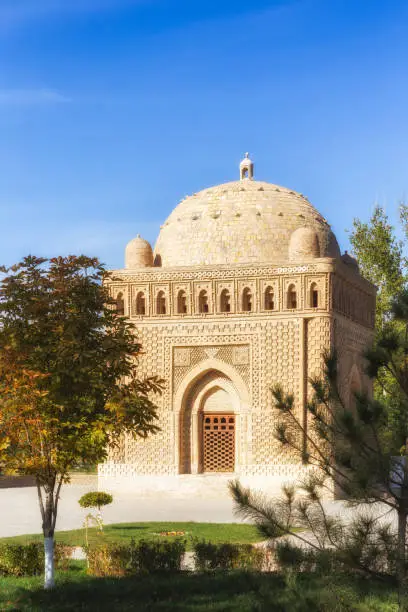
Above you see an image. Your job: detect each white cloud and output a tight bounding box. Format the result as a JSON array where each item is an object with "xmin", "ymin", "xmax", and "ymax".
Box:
[{"xmin": 0, "ymin": 89, "xmax": 71, "ymax": 106}]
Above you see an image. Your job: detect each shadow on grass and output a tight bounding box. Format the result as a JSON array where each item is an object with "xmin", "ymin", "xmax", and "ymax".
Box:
[
  {"xmin": 2, "ymin": 570, "xmax": 398, "ymax": 612},
  {"xmin": 108, "ymin": 525, "xmax": 145, "ymax": 531}
]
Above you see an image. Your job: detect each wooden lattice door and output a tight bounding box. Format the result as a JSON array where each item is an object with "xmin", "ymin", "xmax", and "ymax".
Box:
[{"xmin": 202, "ymin": 414, "xmax": 235, "ymax": 472}]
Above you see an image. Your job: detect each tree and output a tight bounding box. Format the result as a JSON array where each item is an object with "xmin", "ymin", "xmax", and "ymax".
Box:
[
  {"xmin": 79, "ymin": 492, "xmax": 113, "ymax": 515},
  {"xmin": 350, "ymin": 206, "xmax": 407, "ymax": 445},
  {"xmin": 350, "ymin": 205, "xmax": 406, "ymax": 330},
  {"xmin": 230, "ymin": 291, "xmax": 408, "ymax": 600},
  {"xmin": 79, "ymin": 492, "xmax": 113, "ymax": 552},
  {"xmin": 0, "ymin": 255, "xmax": 163, "ymax": 589}
]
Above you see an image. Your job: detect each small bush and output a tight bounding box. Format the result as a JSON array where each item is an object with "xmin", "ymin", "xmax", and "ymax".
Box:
[
  {"xmin": 87, "ymin": 539, "xmax": 186, "ymax": 576},
  {"xmin": 0, "ymin": 542, "xmax": 75, "ymax": 577},
  {"xmin": 275, "ymin": 540, "xmax": 340, "ymax": 575},
  {"xmin": 0, "ymin": 543, "xmax": 43, "ymax": 577},
  {"xmin": 193, "ymin": 541, "xmax": 264, "ymax": 571},
  {"xmin": 129, "ymin": 539, "xmax": 186, "ymax": 574},
  {"xmin": 78, "ymin": 491, "xmax": 113, "ymax": 510},
  {"xmin": 55, "ymin": 544, "xmax": 75, "ymax": 572},
  {"xmin": 87, "ymin": 544, "xmax": 129, "ymax": 577}
]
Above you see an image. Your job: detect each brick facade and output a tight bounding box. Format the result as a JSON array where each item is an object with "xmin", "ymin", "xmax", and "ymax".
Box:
[{"xmin": 99, "ymin": 160, "xmax": 376, "ymax": 492}]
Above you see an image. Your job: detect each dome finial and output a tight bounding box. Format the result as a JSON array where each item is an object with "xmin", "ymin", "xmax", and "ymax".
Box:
[{"xmin": 240, "ymin": 152, "xmax": 254, "ymax": 180}]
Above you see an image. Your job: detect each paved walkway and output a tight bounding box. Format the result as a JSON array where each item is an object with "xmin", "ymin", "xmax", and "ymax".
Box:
[
  {"xmin": 0, "ymin": 481, "xmax": 242, "ymax": 538},
  {"xmin": 0, "ymin": 479, "xmax": 396, "ymax": 540}
]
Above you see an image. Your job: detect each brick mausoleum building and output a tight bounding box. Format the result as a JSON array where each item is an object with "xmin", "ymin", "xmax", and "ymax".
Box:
[{"xmin": 99, "ymin": 154, "xmax": 376, "ymax": 496}]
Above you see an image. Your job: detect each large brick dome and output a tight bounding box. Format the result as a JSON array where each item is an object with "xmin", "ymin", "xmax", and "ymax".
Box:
[
  {"xmin": 153, "ymin": 170, "xmax": 340, "ymax": 267},
  {"xmin": 154, "ymin": 153, "xmax": 340, "ymax": 266}
]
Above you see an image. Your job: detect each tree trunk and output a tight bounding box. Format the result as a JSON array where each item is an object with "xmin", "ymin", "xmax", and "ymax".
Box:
[
  {"xmin": 397, "ymin": 509, "xmax": 407, "ymax": 587},
  {"xmin": 43, "ymin": 493, "xmax": 56, "ymax": 590},
  {"xmin": 36, "ymin": 478, "xmax": 60, "ymax": 591},
  {"xmin": 44, "ymin": 536, "xmax": 55, "ymax": 590}
]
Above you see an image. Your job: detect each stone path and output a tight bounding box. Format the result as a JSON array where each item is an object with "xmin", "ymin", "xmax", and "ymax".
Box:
[
  {"xmin": 0, "ymin": 478, "xmax": 396, "ymax": 543},
  {"xmin": 0, "ymin": 480, "xmax": 243, "ymax": 538}
]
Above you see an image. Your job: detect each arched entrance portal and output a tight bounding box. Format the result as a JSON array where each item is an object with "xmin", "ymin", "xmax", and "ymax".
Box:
[{"xmin": 178, "ymin": 370, "xmax": 241, "ymax": 474}]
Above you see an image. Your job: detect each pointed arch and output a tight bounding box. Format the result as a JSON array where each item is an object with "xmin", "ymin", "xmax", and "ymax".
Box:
[
  {"xmin": 135, "ymin": 291, "xmax": 146, "ymax": 315},
  {"xmin": 175, "ymin": 360, "xmax": 250, "ymax": 475},
  {"xmin": 177, "ymin": 290, "xmax": 187, "ymax": 314},
  {"xmin": 156, "ymin": 290, "xmax": 166, "ymax": 315},
  {"xmin": 198, "ymin": 290, "xmax": 209, "ymax": 313},
  {"xmin": 242, "ymin": 287, "xmax": 252, "ymax": 312},
  {"xmin": 115, "ymin": 292, "xmax": 125, "ymax": 315},
  {"xmin": 287, "ymin": 284, "xmax": 297, "ymax": 309},
  {"xmin": 310, "ymin": 282, "xmax": 319, "ymax": 308},
  {"xmin": 220, "ymin": 288, "xmax": 231, "ymax": 313},
  {"xmin": 264, "ymin": 286, "xmax": 274, "ymax": 311}
]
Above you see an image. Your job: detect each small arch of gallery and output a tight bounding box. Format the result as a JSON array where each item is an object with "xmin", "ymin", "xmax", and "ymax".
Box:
[{"xmin": 113, "ymin": 280, "xmax": 325, "ymax": 317}]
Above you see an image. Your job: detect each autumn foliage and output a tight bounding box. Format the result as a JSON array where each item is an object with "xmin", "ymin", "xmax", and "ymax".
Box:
[{"xmin": 0, "ymin": 255, "xmax": 163, "ymax": 588}]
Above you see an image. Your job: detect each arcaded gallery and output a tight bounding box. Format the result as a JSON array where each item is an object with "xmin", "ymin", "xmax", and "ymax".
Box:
[{"xmin": 99, "ymin": 155, "xmax": 376, "ymax": 494}]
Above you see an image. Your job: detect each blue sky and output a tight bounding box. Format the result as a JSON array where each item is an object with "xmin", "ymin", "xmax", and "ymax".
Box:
[{"xmin": 1, "ymin": 0, "xmax": 408, "ymax": 268}]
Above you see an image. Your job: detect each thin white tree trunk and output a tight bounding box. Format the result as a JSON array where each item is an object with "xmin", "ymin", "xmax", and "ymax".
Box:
[{"xmin": 44, "ymin": 536, "xmax": 55, "ymax": 590}]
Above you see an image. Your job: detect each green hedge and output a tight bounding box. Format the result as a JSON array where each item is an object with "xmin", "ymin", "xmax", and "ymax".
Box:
[
  {"xmin": 87, "ymin": 544, "xmax": 129, "ymax": 577},
  {"xmin": 1, "ymin": 540, "xmax": 264, "ymax": 578},
  {"xmin": 87, "ymin": 539, "xmax": 186, "ymax": 577},
  {"xmin": 193, "ymin": 541, "xmax": 264, "ymax": 571},
  {"xmin": 0, "ymin": 543, "xmax": 73, "ymax": 577},
  {"xmin": 132, "ymin": 539, "xmax": 186, "ymax": 574}
]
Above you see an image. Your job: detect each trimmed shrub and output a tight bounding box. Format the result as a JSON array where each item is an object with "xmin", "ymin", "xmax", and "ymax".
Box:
[
  {"xmin": 0, "ymin": 542, "xmax": 74, "ymax": 577},
  {"xmin": 87, "ymin": 539, "xmax": 186, "ymax": 576},
  {"xmin": 78, "ymin": 491, "xmax": 113, "ymax": 510},
  {"xmin": 55, "ymin": 544, "xmax": 75, "ymax": 572},
  {"xmin": 129, "ymin": 539, "xmax": 186, "ymax": 574},
  {"xmin": 0, "ymin": 543, "xmax": 43, "ymax": 576},
  {"xmin": 193, "ymin": 541, "xmax": 264, "ymax": 571},
  {"xmin": 87, "ymin": 544, "xmax": 129, "ymax": 577}
]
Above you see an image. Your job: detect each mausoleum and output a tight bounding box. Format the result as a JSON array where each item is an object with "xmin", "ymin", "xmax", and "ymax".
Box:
[{"xmin": 99, "ymin": 154, "xmax": 376, "ymax": 495}]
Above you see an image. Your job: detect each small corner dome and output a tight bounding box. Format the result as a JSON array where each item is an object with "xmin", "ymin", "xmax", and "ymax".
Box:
[
  {"xmin": 341, "ymin": 251, "xmax": 359, "ymax": 273},
  {"xmin": 125, "ymin": 234, "xmax": 153, "ymax": 269},
  {"xmin": 289, "ymin": 227, "xmax": 320, "ymax": 261}
]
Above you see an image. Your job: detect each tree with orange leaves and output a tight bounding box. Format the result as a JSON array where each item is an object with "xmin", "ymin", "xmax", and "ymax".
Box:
[{"xmin": 0, "ymin": 255, "xmax": 163, "ymax": 589}]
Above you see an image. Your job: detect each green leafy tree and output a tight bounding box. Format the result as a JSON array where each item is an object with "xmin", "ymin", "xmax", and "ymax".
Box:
[
  {"xmin": 0, "ymin": 255, "xmax": 163, "ymax": 589},
  {"xmin": 350, "ymin": 205, "xmax": 406, "ymax": 329},
  {"xmin": 230, "ymin": 291, "xmax": 408, "ymax": 603},
  {"xmin": 350, "ymin": 206, "xmax": 407, "ymax": 445}
]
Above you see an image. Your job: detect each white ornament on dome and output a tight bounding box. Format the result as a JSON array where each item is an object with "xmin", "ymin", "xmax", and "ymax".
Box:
[{"xmin": 239, "ymin": 152, "xmax": 254, "ymax": 180}]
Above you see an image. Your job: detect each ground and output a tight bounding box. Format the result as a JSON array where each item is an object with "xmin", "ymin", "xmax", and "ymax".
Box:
[
  {"xmin": 0, "ymin": 479, "xmax": 401, "ymax": 611},
  {"xmin": 0, "ymin": 477, "xmax": 392, "ymax": 540},
  {"xmin": 0, "ymin": 478, "xmax": 243, "ymax": 538},
  {"xmin": 0, "ymin": 522, "xmax": 263, "ymax": 550},
  {"xmin": 0, "ymin": 566, "xmax": 398, "ymax": 611}
]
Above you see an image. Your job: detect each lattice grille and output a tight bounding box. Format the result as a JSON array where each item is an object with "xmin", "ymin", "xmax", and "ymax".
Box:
[{"xmin": 202, "ymin": 414, "xmax": 235, "ymax": 472}]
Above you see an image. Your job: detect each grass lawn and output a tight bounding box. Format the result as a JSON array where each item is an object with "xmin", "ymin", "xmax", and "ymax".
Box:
[
  {"xmin": 0, "ymin": 522, "xmax": 263, "ymax": 551},
  {"xmin": 0, "ymin": 563, "xmax": 399, "ymax": 611}
]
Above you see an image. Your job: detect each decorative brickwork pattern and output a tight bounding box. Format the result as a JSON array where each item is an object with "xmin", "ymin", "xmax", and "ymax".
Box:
[
  {"xmin": 101, "ymin": 169, "xmax": 376, "ymax": 488},
  {"xmin": 334, "ymin": 316, "xmax": 373, "ymax": 403}
]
